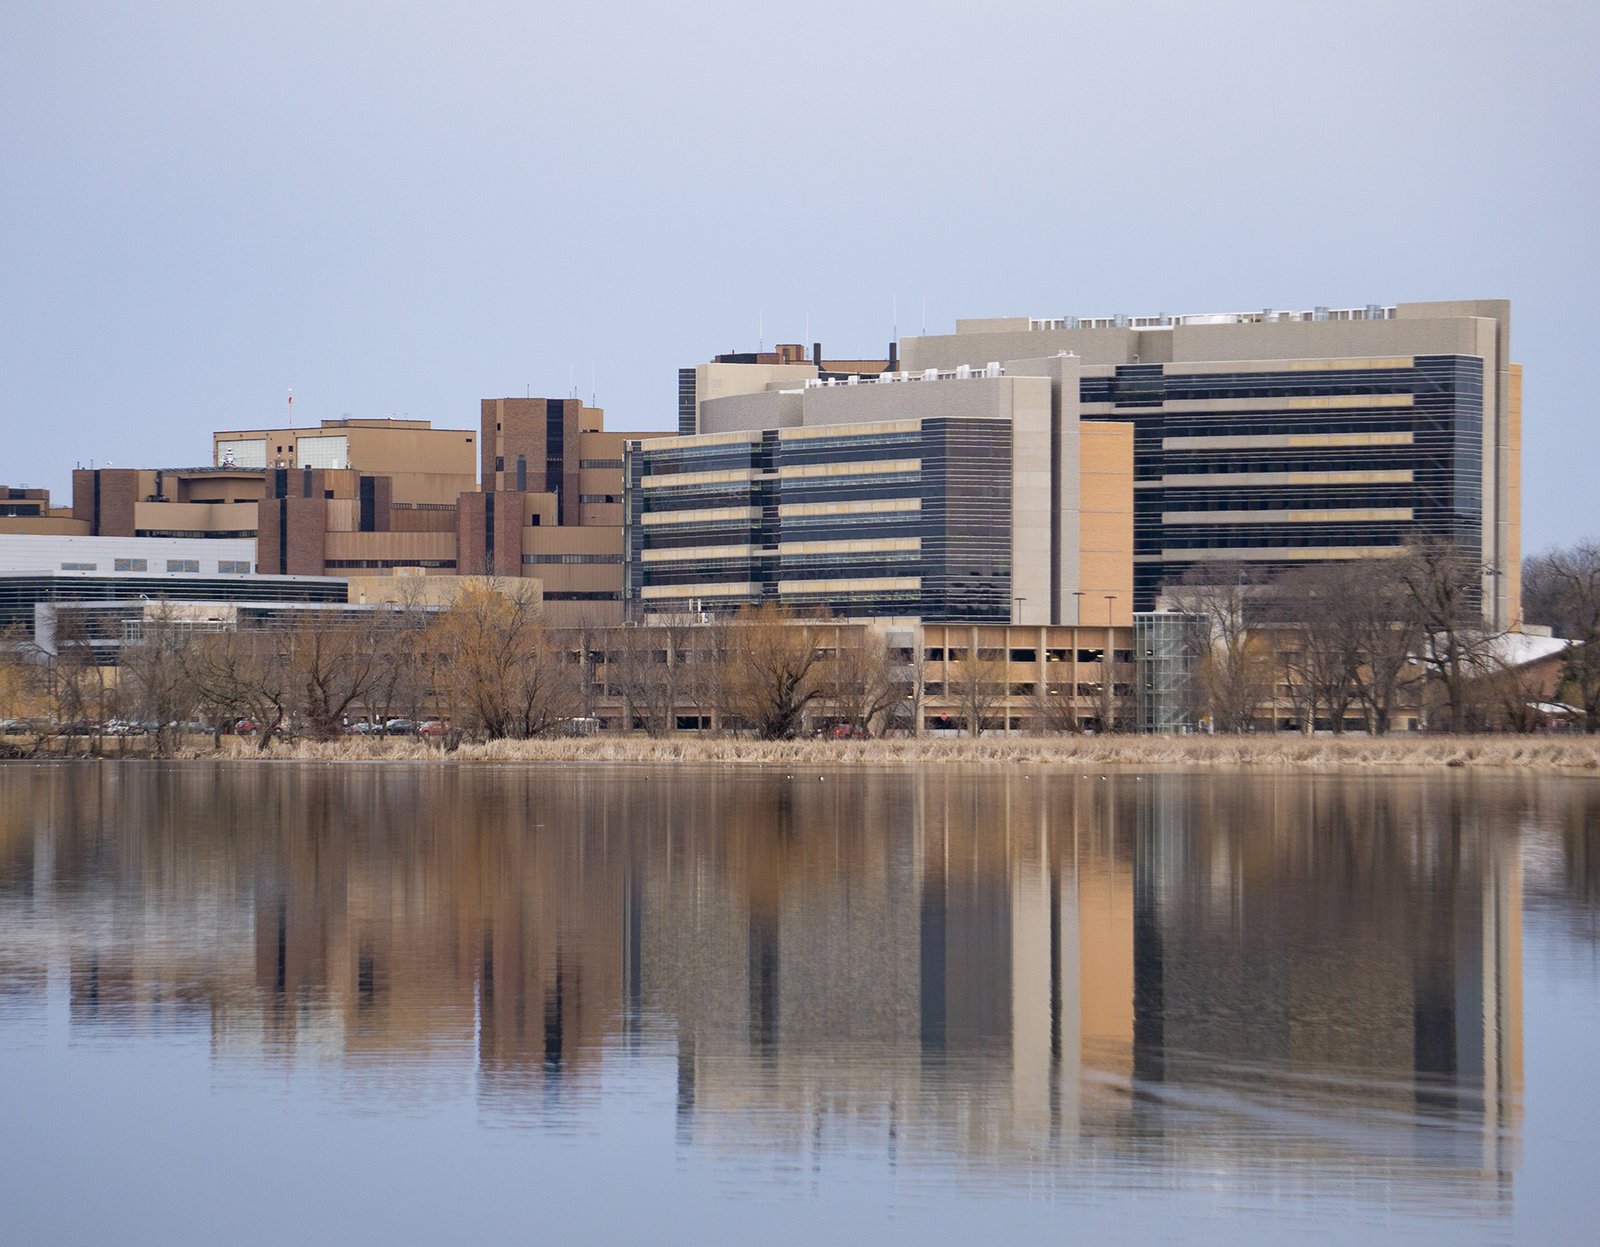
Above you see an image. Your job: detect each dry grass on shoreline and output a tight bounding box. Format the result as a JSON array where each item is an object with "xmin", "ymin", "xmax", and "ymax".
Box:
[{"xmin": 85, "ymin": 732, "xmax": 1600, "ymax": 771}]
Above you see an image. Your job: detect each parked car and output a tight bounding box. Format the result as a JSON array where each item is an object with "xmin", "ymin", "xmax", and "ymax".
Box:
[
  {"xmin": 384, "ymin": 718, "xmax": 417, "ymax": 736},
  {"xmin": 344, "ymin": 720, "xmax": 379, "ymax": 735},
  {"xmin": 417, "ymin": 719, "xmax": 447, "ymax": 737}
]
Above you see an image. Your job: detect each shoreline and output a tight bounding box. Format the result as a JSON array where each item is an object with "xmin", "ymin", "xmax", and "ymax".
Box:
[{"xmin": 9, "ymin": 734, "xmax": 1600, "ymax": 770}]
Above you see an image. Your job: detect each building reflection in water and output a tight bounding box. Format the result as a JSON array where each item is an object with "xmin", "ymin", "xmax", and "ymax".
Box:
[{"xmin": 0, "ymin": 762, "xmax": 1563, "ymax": 1200}]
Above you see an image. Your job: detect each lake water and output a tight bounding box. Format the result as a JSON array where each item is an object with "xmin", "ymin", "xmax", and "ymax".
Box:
[{"xmin": 1, "ymin": 762, "xmax": 1597, "ymax": 1245}]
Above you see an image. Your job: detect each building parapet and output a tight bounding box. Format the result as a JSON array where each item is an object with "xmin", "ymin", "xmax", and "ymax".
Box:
[{"xmin": 1018, "ymin": 305, "xmax": 1397, "ymax": 332}]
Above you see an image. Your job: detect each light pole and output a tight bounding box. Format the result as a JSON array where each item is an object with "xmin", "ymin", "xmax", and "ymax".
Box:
[
  {"xmin": 1104, "ymin": 595, "xmax": 1119, "ymax": 732},
  {"xmin": 1073, "ymin": 590, "xmax": 1085, "ymax": 626},
  {"xmin": 1013, "ymin": 596, "xmax": 1026, "ymax": 625}
]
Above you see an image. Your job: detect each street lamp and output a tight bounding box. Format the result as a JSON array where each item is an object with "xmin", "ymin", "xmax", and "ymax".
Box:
[
  {"xmin": 1073, "ymin": 590, "xmax": 1085, "ymax": 626},
  {"xmin": 1013, "ymin": 596, "xmax": 1026, "ymax": 625},
  {"xmin": 1104, "ymin": 594, "xmax": 1120, "ymax": 733}
]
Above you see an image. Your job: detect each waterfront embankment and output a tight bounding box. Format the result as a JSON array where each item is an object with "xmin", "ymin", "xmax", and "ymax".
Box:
[{"xmin": 21, "ymin": 733, "xmax": 1600, "ymax": 769}]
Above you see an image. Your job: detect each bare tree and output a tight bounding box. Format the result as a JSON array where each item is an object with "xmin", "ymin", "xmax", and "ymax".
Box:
[
  {"xmin": 45, "ymin": 608, "xmax": 111, "ymax": 755},
  {"xmin": 183, "ymin": 627, "xmax": 293, "ymax": 751},
  {"xmin": 676, "ymin": 612, "xmax": 732, "ymax": 734},
  {"xmin": 946, "ymin": 645, "xmax": 1007, "ymax": 737},
  {"xmin": 718, "ymin": 604, "xmax": 829, "ymax": 739},
  {"xmin": 284, "ymin": 614, "xmax": 386, "ymax": 740},
  {"xmin": 0, "ymin": 628, "xmax": 29, "ymax": 718},
  {"xmin": 1523, "ymin": 539, "xmax": 1600, "ymax": 732},
  {"xmin": 1031, "ymin": 672, "xmax": 1081, "ymax": 735},
  {"xmin": 1340, "ymin": 562, "xmax": 1425, "ymax": 735},
  {"xmin": 1168, "ymin": 565, "xmax": 1276, "ymax": 733},
  {"xmin": 433, "ymin": 581, "xmax": 579, "ymax": 739},
  {"xmin": 1476, "ymin": 650, "xmax": 1552, "ymax": 733},
  {"xmin": 1268, "ymin": 563, "xmax": 1364, "ymax": 732},
  {"xmin": 560, "ymin": 604, "xmax": 616, "ymax": 723},
  {"xmin": 897, "ymin": 642, "xmax": 932, "ymax": 738},
  {"xmin": 0, "ymin": 625, "xmax": 50, "ymax": 755},
  {"xmin": 823, "ymin": 626, "xmax": 910, "ymax": 738},
  {"xmin": 1094, "ymin": 657, "xmax": 1135, "ymax": 734},
  {"xmin": 607, "ymin": 624, "xmax": 674, "ymax": 735},
  {"xmin": 363, "ymin": 582, "xmax": 442, "ymax": 732},
  {"xmin": 1397, "ymin": 537, "xmax": 1498, "ymax": 732},
  {"xmin": 119, "ymin": 604, "xmax": 196, "ymax": 756}
]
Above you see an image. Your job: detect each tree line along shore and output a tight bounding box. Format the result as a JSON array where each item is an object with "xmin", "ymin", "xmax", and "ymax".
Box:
[{"xmin": 2, "ymin": 536, "xmax": 1597, "ymax": 758}]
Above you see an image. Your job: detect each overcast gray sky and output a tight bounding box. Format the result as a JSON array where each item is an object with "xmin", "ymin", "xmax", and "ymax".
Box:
[{"xmin": 3, "ymin": 0, "xmax": 1594, "ymax": 550}]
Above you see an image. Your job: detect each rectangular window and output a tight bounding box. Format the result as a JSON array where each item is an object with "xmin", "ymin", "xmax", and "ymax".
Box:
[
  {"xmin": 215, "ymin": 437, "xmax": 266, "ymax": 468},
  {"xmin": 60, "ymin": 562, "xmax": 96, "ymax": 571},
  {"xmin": 166, "ymin": 559, "xmax": 200, "ymax": 573},
  {"xmin": 219, "ymin": 560, "xmax": 251, "ymax": 574},
  {"xmin": 295, "ymin": 434, "xmax": 349, "ymax": 469},
  {"xmin": 113, "ymin": 558, "xmax": 148, "ymax": 572}
]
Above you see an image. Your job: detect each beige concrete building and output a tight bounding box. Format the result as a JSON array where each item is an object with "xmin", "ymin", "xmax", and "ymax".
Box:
[
  {"xmin": 213, "ymin": 417, "xmax": 477, "ymax": 508},
  {"xmin": 676, "ymin": 342, "xmax": 892, "ymax": 436},
  {"xmin": 0, "ymin": 487, "xmax": 89, "ymax": 536},
  {"xmin": 51, "ymin": 406, "xmax": 664, "ymax": 625}
]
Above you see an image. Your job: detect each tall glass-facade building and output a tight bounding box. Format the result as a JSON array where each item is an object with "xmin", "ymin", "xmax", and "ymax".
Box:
[
  {"xmin": 901, "ymin": 300, "xmax": 1520, "ymax": 627},
  {"xmin": 625, "ymin": 370, "xmax": 1090, "ymax": 624},
  {"xmin": 1079, "ymin": 353, "xmax": 1487, "ymax": 612}
]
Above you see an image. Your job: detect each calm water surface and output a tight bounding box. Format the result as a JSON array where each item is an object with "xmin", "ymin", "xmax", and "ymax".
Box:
[{"xmin": 2, "ymin": 762, "xmax": 1598, "ymax": 1245}]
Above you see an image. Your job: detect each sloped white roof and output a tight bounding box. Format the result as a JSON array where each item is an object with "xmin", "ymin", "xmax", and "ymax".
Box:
[{"xmin": 1491, "ymin": 632, "xmax": 1573, "ymax": 668}]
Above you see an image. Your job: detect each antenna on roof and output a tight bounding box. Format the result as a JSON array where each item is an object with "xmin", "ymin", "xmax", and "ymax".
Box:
[
  {"xmin": 288, "ymin": 387, "xmax": 294, "ymax": 428},
  {"xmin": 591, "ymin": 363, "xmax": 596, "ymax": 408},
  {"xmin": 921, "ymin": 297, "xmax": 926, "ymax": 336},
  {"xmin": 892, "ymin": 295, "xmax": 898, "ymax": 343},
  {"xmin": 758, "ymin": 309, "xmax": 764, "ymax": 353}
]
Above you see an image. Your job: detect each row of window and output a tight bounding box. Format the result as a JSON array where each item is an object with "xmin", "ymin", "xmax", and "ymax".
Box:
[
  {"xmin": 63, "ymin": 558, "xmax": 251, "ymax": 574},
  {"xmin": 323, "ymin": 559, "xmax": 457, "ymax": 569},
  {"xmin": 521, "ymin": 553, "xmax": 622, "ymax": 565},
  {"xmin": 135, "ymin": 529, "xmax": 258, "ymax": 539},
  {"xmin": 921, "ymin": 647, "xmax": 1133, "ymax": 664},
  {"xmin": 922, "ymin": 682, "xmax": 1134, "ymax": 697}
]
